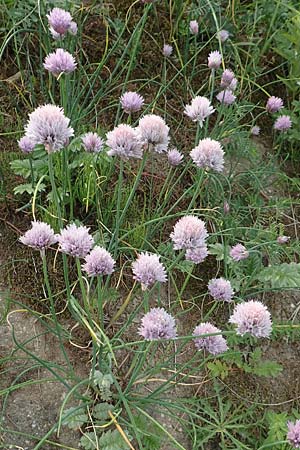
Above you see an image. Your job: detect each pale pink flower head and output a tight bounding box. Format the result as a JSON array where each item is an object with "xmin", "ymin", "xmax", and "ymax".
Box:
[
  {"xmin": 69, "ymin": 21, "xmax": 78, "ymax": 35},
  {"xmin": 208, "ymin": 50, "xmax": 222, "ymax": 69},
  {"xmin": 229, "ymin": 300, "xmax": 272, "ymax": 338},
  {"xmin": 82, "ymin": 246, "xmax": 115, "ymax": 276},
  {"xmin": 82, "ymin": 132, "xmax": 104, "ymax": 153},
  {"xmin": 193, "ymin": 322, "xmax": 228, "ymax": 355},
  {"xmin": 216, "ymin": 89, "xmax": 236, "ymax": 105},
  {"xmin": 163, "ymin": 44, "xmax": 173, "ymax": 57},
  {"xmin": 220, "ymin": 69, "xmax": 235, "ymax": 88},
  {"xmin": 47, "ymin": 8, "xmax": 73, "ymax": 38},
  {"xmin": 217, "ymin": 29, "xmax": 230, "ymax": 43},
  {"xmin": 230, "ymin": 243, "xmax": 249, "ymax": 261},
  {"xmin": 18, "ymin": 136, "xmax": 35, "ymax": 153},
  {"xmin": 44, "ymin": 48, "xmax": 76, "ymax": 77},
  {"xmin": 184, "ymin": 96, "xmax": 215, "ymax": 127},
  {"xmin": 58, "ymin": 224, "xmax": 94, "ymax": 258},
  {"xmin": 266, "ymin": 96, "xmax": 284, "ymax": 113},
  {"xmin": 20, "ymin": 221, "xmax": 57, "ymax": 251},
  {"xmin": 277, "ymin": 235, "xmax": 290, "ymax": 244},
  {"xmin": 190, "ymin": 138, "xmax": 224, "ymax": 172},
  {"xmin": 106, "ymin": 124, "xmax": 143, "ymax": 159},
  {"xmin": 287, "ymin": 420, "xmax": 300, "ymax": 448},
  {"xmin": 170, "ymin": 215, "xmax": 208, "ymax": 250},
  {"xmin": 167, "ymin": 148, "xmax": 183, "ymax": 166},
  {"xmin": 132, "ymin": 252, "xmax": 167, "ymax": 291},
  {"xmin": 185, "ymin": 245, "xmax": 208, "ymax": 264},
  {"xmin": 120, "ymin": 91, "xmax": 144, "ymax": 114},
  {"xmin": 274, "ymin": 115, "xmax": 292, "ymax": 131},
  {"xmin": 136, "ymin": 114, "xmax": 170, "ymax": 153},
  {"xmin": 189, "ymin": 20, "xmax": 199, "ymax": 35},
  {"xmin": 24, "ymin": 104, "xmax": 74, "ymax": 153},
  {"xmin": 223, "ymin": 201, "xmax": 230, "ymax": 214},
  {"xmin": 208, "ymin": 277, "xmax": 234, "ymax": 302},
  {"xmin": 251, "ymin": 126, "xmax": 260, "ymax": 136},
  {"xmin": 139, "ymin": 308, "xmax": 177, "ymax": 340}
]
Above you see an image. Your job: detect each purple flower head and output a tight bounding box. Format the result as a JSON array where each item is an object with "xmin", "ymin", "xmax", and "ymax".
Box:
[
  {"xmin": 167, "ymin": 148, "xmax": 183, "ymax": 166},
  {"xmin": 132, "ymin": 252, "xmax": 167, "ymax": 291},
  {"xmin": 230, "ymin": 244, "xmax": 249, "ymax": 261},
  {"xmin": 120, "ymin": 91, "xmax": 144, "ymax": 114},
  {"xmin": 20, "ymin": 221, "xmax": 57, "ymax": 251},
  {"xmin": 274, "ymin": 115, "xmax": 292, "ymax": 132},
  {"xmin": 287, "ymin": 420, "xmax": 300, "ymax": 448},
  {"xmin": 163, "ymin": 44, "xmax": 173, "ymax": 57},
  {"xmin": 220, "ymin": 69, "xmax": 235, "ymax": 88},
  {"xmin": 18, "ymin": 136, "xmax": 35, "ymax": 153},
  {"xmin": 229, "ymin": 300, "xmax": 272, "ymax": 338},
  {"xmin": 184, "ymin": 96, "xmax": 215, "ymax": 127},
  {"xmin": 189, "ymin": 20, "xmax": 199, "ymax": 35},
  {"xmin": 223, "ymin": 201, "xmax": 230, "ymax": 214},
  {"xmin": 82, "ymin": 132, "xmax": 104, "ymax": 153},
  {"xmin": 217, "ymin": 29, "xmax": 230, "ymax": 43},
  {"xmin": 170, "ymin": 215, "xmax": 208, "ymax": 250},
  {"xmin": 251, "ymin": 126, "xmax": 260, "ymax": 136},
  {"xmin": 190, "ymin": 138, "xmax": 224, "ymax": 172},
  {"xmin": 82, "ymin": 246, "xmax": 115, "ymax": 276},
  {"xmin": 208, "ymin": 277, "xmax": 234, "ymax": 302},
  {"xmin": 106, "ymin": 124, "xmax": 143, "ymax": 159},
  {"xmin": 216, "ymin": 89, "xmax": 236, "ymax": 105},
  {"xmin": 69, "ymin": 21, "xmax": 78, "ymax": 35},
  {"xmin": 136, "ymin": 114, "xmax": 170, "ymax": 153},
  {"xmin": 47, "ymin": 8, "xmax": 74, "ymax": 38},
  {"xmin": 266, "ymin": 96, "xmax": 284, "ymax": 113},
  {"xmin": 24, "ymin": 104, "xmax": 74, "ymax": 153},
  {"xmin": 58, "ymin": 224, "xmax": 94, "ymax": 258},
  {"xmin": 277, "ymin": 235, "xmax": 290, "ymax": 244},
  {"xmin": 44, "ymin": 48, "xmax": 76, "ymax": 77},
  {"xmin": 193, "ymin": 322, "xmax": 228, "ymax": 355},
  {"xmin": 208, "ymin": 50, "xmax": 222, "ymax": 69},
  {"xmin": 139, "ymin": 308, "xmax": 177, "ymax": 340},
  {"xmin": 185, "ymin": 245, "xmax": 208, "ymax": 264}
]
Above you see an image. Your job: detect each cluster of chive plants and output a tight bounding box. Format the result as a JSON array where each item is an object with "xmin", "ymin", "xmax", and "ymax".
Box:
[{"xmin": 15, "ymin": 4, "xmax": 300, "ymax": 447}]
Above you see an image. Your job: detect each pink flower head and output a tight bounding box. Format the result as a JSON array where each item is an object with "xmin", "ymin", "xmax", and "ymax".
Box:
[
  {"xmin": 170, "ymin": 215, "xmax": 208, "ymax": 250},
  {"xmin": 132, "ymin": 252, "xmax": 167, "ymax": 291},
  {"xmin": 120, "ymin": 91, "xmax": 144, "ymax": 114},
  {"xmin": 190, "ymin": 138, "xmax": 224, "ymax": 172},
  {"xmin": 266, "ymin": 96, "xmax": 284, "ymax": 113},
  {"xmin": 216, "ymin": 89, "xmax": 236, "ymax": 105},
  {"xmin": 229, "ymin": 300, "xmax": 272, "ymax": 338},
  {"xmin": 185, "ymin": 245, "xmax": 208, "ymax": 264},
  {"xmin": 251, "ymin": 126, "xmax": 260, "ymax": 136},
  {"xmin": 82, "ymin": 132, "xmax": 104, "ymax": 153},
  {"xmin": 20, "ymin": 221, "xmax": 57, "ymax": 251},
  {"xmin": 208, "ymin": 277, "xmax": 234, "ymax": 302},
  {"xmin": 82, "ymin": 246, "xmax": 115, "ymax": 276},
  {"xmin": 184, "ymin": 96, "xmax": 215, "ymax": 127},
  {"xmin": 277, "ymin": 235, "xmax": 290, "ymax": 244},
  {"xmin": 69, "ymin": 21, "xmax": 77, "ymax": 35},
  {"xmin": 189, "ymin": 20, "xmax": 199, "ymax": 35},
  {"xmin": 47, "ymin": 8, "xmax": 74, "ymax": 38},
  {"xmin": 163, "ymin": 44, "xmax": 173, "ymax": 57},
  {"xmin": 18, "ymin": 136, "xmax": 35, "ymax": 153},
  {"xmin": 208, "ymin": 50, "xmax": 222, "ymax": 69},
  {"xmin": 24, "ymin": 104, "xmax": 74, "ymax": 153},
  {"xmin": 106, "ymin": 124, "xmax": 143, "ymax": 159},
  {"xmin": 43, "ymin": 48, "xmax": 76, "ymax": 77},
  {"xmin": 223, "ymin": 201, "xmax": 230, "ymax": 214},
  {"xmin": 220, "ymin": 69, "xmax": 235, "ymax": 88},
  {"xmin": 137, "ymin": 114, "xmax": 170, "ymax": 153},
  {"xmin": 230, "ymin": 243, "xmax": 249, "ymax": 261},
  {"xmin": 217, "ymin": 29, "xmax": 230, "ymax": 43},
  {"xmin": 58, "ymin": 224, "xmax": 94, "ymax": 258},
  {"xmin": 167, "ymin": 148, "xmax": 183, "ymax": 166},
  {"xmin": 287, "ymin": 420, "xmax": 300, "ymax": 448},
  {"xmin": 139, "ymin": 308, "xmax": 177, "ymax": 340},
  {"xmin": 193, "ymin": 322, "xmax": 228, "ymax": 355},
  {"xmin": 274, "ymin": 115, "xmax": 292, "ymax": 132}
]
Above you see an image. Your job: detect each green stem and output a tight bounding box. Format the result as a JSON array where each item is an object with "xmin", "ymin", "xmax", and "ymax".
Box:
[
  {"xmin": 112, "ymin": 159, "xmax": 124, "ymax": 258},
  {"xmin": 97, "ymin": 276, "xmax": 104, "ymax": 329},
  {"xmin": 76, "ymin": 257, "xmax": 93, "ymax": 326}
]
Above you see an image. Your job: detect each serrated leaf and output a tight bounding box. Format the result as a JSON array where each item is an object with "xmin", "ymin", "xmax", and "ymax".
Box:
[
  {"xmin": 207, "ymin": 361, "xmax": 229, "ymax": 380},
  {"xmin": 14, "ymin": 183, "xmax": 46, "ymax": 195},
  {"xmin": 258, "ymin": 263, "xmax": 300, "ymax": 288},
  {"xmin": 92, "ymin": 402, "xmax": 113, "ymax": 421},
  {"xmin": 251, "ymin": 360, "xmax": 283, "ymax": 377},
  {"xmin": 80, "ymin": 432, "xmax": 98, "ymax": 450},
  {"xmin": 62, "ymin": 406, "xmax": 88, "ymax": 430}
]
